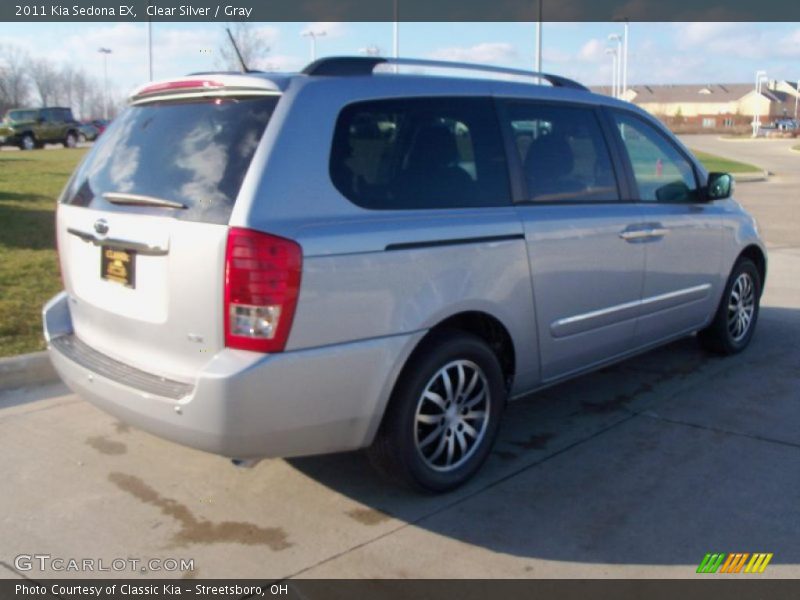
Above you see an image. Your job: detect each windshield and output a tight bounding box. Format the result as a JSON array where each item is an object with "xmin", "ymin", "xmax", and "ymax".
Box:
[{"xmin": 61, "ymin": 95, "xmax": 279, "ymax": 224}]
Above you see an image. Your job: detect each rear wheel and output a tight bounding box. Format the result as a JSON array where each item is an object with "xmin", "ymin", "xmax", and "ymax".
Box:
[
  {"xmin": 368, "ymin": 331, "xmax": 506, "ymax": 492},
  {"xmin": 19, "ymin": 133, "xmax": 35, "ymax": 151},
  {"xmin": 698, "ymin": 258, "xmax": 761, "ymax": 355}
]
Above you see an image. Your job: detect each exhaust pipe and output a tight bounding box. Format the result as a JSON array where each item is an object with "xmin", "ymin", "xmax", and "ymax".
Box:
[{"xmin": 231, "ymin": 458, "xmax": 261, "ymax": 469}]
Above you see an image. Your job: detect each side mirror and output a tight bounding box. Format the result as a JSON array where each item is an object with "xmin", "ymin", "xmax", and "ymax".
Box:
[{"xmin": 707, "ymin": 172, "xmax": 734, "ymax": 200}]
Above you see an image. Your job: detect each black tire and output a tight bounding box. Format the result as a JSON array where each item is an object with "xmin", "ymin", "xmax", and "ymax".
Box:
[
  {"xmin": 698, "ymin": 258, "xmax": 761, "ymax": 355},
  {"xmin": 367, "ymin": 331, "xmax": 507, "ymax": 493},
  {"xmin": 19, "ymin": 133, "xmax": 35, "ymax": 151},
  {"xmin": 64, "ymin": 132, "xmax": 77, "ymax": 148}
]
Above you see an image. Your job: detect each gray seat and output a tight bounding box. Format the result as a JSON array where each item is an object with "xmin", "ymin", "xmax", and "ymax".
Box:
[
  {"xmin": 524, "ymin": 133, "xmax": 585, "ymax": 201},
  {"xmin": 396, "ymin": 124, "xmax": 473, "ymax": 206}
]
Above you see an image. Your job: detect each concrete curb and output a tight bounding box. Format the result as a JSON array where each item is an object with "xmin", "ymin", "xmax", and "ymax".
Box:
[
  {"xmin": 733, "ymin": 170, "xmax": 770, "ymax": 183},
  {"xmin": 716, "ymin": 136, "xmax": 792, "ymax": 143},
  {"xmin": 0, "ymin": 351, "xmax": 58, "ymax": 392}
]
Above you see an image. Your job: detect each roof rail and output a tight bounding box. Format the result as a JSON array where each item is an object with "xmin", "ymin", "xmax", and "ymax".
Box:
[{"xmin": 302, "ymin": 56, "xmax": 589, "ymax": 91}]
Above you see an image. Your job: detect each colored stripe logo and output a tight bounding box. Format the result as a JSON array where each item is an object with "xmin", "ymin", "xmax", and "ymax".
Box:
[{"xmin": 697, "ymin": 553, "xmax": 773, "ymax": 574}]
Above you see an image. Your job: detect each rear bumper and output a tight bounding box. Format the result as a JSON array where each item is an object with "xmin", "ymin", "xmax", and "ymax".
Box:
[{"xmin": 43, "ymin": 292, "xmax": 424, "ymax": 459}]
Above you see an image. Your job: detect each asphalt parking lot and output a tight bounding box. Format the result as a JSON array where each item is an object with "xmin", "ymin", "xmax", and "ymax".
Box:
[{"xmin": 1, "ymin": 136, "xmax": 798, "ymax": 580}]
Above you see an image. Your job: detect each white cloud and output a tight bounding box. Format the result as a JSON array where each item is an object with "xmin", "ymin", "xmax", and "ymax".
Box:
[
  {"xmin": 52, "ymin": 24, "xmax": 223, "ymax": 94},
  {"xmin": 300, "ymin": 22, "xmax": 346, "ymax": 39},
  {"xmin": 577, "ymin": 38, "xmax": 605, "ymax": 63},
  {"xmin": 428, "ymin": 42, "xmax": 517, "ymax": 64},
  {"xmin": 671, "ymin": 22, "xmax": 800, "ymax": 61},
  {"xmin": 257, "ymin": 54, "xmax": 305, "ymax": 73}
]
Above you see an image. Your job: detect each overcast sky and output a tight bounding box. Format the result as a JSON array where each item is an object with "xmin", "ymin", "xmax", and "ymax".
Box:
[{"xmin": 1, "ymin": 22, "xmax": 799, "ymax": 96}]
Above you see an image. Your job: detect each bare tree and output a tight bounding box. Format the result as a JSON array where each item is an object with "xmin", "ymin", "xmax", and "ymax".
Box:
[
  {"xmin": 0, "ymin": 44, "xmax": 116, "ymax": 120},
  {"xmin": 72, "ymin": 70, "xmax": 90, "ymax": 119},
  {"xmin": 57, "ymin": 64, "xmax": 75, "ymax": 109},
  {"xmin": 30, "ymin": 58, "xmax": 58, "ymax": 106},
  {"xmin": 217, "ymin": 23, "xmax": 271, "ymax": 71},
  {"xmin": 0, "ymin": 44, "xmax": 31, "ymax": 113}
]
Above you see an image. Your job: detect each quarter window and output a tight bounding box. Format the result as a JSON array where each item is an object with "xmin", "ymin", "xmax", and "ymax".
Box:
[
  {"xmin": 613, "ymin": 111, "xmax": 699, "ymax": 203},
  {"xmin": 330, "ymin": 97, "xmax": 511, "ymax": 210},
  {"xmin": 503, "ymin": 102, "xmax": 620, "ymax": 202}
]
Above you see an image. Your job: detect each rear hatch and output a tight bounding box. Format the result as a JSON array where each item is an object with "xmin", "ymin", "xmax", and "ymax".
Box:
[{"xmin": 56, "ymin": 76, "xmax": 281, "ymax": 381}]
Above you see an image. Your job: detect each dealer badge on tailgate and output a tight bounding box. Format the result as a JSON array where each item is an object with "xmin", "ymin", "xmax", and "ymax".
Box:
[{"xmin": 101, "ymin": 247, "xmax": 136, "ymax": 288}]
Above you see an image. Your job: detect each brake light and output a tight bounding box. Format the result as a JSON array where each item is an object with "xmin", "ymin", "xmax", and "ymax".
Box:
[
  {"xmin": 224, "ymin": 228, "xmax": 302, "ymax": 353},
  {"xmin": 138, "ymin": 79, "xmax": 223, "ymax": 95}
]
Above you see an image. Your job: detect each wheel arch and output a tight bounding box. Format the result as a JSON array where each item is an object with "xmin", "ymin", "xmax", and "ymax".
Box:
[
  {"xmin": 738, "ymin": 244, "xmax": 767, "ymax": 295},
  {"xmin": 364, "ymin": 310, "xmax": 520, "ymax": 449},
  {"xmin": 421, "ymin": 311, "xmax": 517, "ymax": 390}
]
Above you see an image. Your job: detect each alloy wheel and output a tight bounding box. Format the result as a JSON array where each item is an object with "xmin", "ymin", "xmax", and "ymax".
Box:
[
  {"xmin": 414, "ymin": 359, "xmax": 490, "ymax": 472},
  {"xmin": 727, "ymin": 272, "xmax": 755, "ymax": 342}
]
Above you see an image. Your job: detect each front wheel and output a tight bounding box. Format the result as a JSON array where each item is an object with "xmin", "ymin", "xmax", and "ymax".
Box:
[
  {"xmin": 698, "ymin": 258, "xmax": 761, "ymax": 355},
  {"xmin": 367, "ymin": 331, "xmax": 506, "ymax": 492},
  {"xmin": 19, "ymin": 133, "xmax": 35, "ymax": 151},
  {"xmin": 64, "ymin": 132, "xmax": 77, "ymax": 148}
]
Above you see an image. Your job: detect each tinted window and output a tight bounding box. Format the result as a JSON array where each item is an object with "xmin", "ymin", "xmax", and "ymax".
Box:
[
  {"xmin": 504, "ymin": 102, "xmax": 619, "ymax": 202},
  {"xmin": 7, "ymin": 110, "xmax": 37, "ymax": 122},
  {"xmin": 61, "ymin": 96, "xmax": 278, "ymax": 225},
  {"xmin": 330, "ymin": 97, "xmax": 510, "ymax": 210},
  {"xmin": 613, "ymin": 111, "xmax": 699, "ymax": 203}
]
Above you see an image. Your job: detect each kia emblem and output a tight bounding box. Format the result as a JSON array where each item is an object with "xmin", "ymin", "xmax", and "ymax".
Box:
[{"xmin": 94, "ymin": 219, "xmax": 109, "ymax": 236}]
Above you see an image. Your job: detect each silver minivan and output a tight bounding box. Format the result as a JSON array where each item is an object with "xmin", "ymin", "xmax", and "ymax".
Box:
[{"xmin": 43, "ymin": 57, "xmax": 766, "ymax": 491}]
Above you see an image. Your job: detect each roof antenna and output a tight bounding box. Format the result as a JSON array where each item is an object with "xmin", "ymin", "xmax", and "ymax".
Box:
[{"xmin": 226, "ymin": 27, "xmax": 250, "ymax": 73}]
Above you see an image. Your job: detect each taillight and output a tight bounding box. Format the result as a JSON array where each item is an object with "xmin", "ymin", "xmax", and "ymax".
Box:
[{"xmin": 224, "ymin": 227, "xmax": 302, "ymax": 353}]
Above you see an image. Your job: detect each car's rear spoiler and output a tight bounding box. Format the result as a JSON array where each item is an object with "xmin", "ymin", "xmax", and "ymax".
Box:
[{"xmin": 129, "ymin": 75, "xmax": 282, "ymax": 104}]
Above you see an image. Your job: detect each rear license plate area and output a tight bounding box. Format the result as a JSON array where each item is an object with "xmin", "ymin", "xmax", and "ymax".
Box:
[{"xmin": 101, "ymin": 247, "xmax": 136, "ymax": 288}]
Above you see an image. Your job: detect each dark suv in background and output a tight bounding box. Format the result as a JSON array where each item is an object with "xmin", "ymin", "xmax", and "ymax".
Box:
[{"xmin": 0, "ymin": 107, "xmax": 81, "ymax": 150}]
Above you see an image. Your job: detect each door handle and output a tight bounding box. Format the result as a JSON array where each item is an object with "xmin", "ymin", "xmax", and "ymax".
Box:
[
  {"xmin": 619, "ymin": 226, "xmax": 670, "ymax": 242},
  {"xmin": 647, "ymin": 227, "xmax": 669, "ymax": 238},
  {"xmin": 619, "ymin": 229, "xmax": 651, "ymax": 241}
]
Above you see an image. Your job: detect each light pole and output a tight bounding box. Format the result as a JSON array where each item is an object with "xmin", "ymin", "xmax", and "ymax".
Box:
[
  {"xmin": 301, "ymin": 30, "xmax": 327, "ymax": 62},
  {"xmin": 146, "ymin": 1, "xmax": 153, "ymax": 80},
  {"xmin": 98, "ymin": 47, "xmax": 112, "ymax": 120},
  {"xmin": 609, "ymin": 34, "xmax": 622, "ymax": 99},
  {"xmin": 606, "ymin": 48, "xmax": 618, "ymax": 99},
  {"xmin": 753, "ymin": 70, "xmax": 767, "ymax": 137},
  {"xmin": 535, "ymin": 0, "xmax": 543, "ymax": 75},
  {"xmin": 622, "ymin": 19, "xmax": 629, "ymax": 98},
  {"xmin": 613, "ymin": 18, "xmax": 629, "ymax": 99},
  {"xmin": 393, "ymin": 0, "xmax": 399, "ymax": 72}
]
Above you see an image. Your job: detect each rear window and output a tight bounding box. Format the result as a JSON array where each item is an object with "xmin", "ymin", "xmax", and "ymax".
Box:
[
  {"xmin": 7, "ymin": 110, "xmax": 36, "ymax": 122},
  {"xmin": 61, "ymin": 96, "xmax": 279, "ymax": 224},
  {"xmin": 330, "ymin": 97, "xmax": 511, "ymax": 210}
]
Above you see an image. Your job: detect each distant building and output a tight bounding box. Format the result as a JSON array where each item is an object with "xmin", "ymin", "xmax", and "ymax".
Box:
[{"xmin": 591, "ymin": 80, "xmax": 799, "ymax": 130}]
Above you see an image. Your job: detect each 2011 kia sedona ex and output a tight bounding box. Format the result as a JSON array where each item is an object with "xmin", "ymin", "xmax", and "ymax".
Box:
[{"xmin": 43, "ymin": 57, "xmax": 767, "ymax": 492}]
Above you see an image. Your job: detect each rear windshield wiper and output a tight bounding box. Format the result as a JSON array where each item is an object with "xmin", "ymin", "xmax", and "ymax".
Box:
[{"xmin": 103, "ymin": 192, "xmax": 187, "ymax": 209}]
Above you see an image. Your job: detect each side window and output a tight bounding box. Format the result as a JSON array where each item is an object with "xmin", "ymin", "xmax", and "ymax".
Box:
[
  {"xmin": 330, "ymin": 97, "xmax": 510, "ymax": 210},
  {"xmin": 613, "ymin": 111, "xmax": 699, "ymax": 203},
  {"xmin": 40, "ymin": 109, "xmax": 54, "ymax": 122},
  {"xmin": 503, "ymin": 102, "xmax": 619, "ymax": 202}
]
